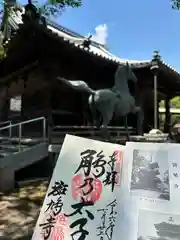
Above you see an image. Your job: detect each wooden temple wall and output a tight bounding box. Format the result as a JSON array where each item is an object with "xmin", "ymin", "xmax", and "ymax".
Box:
[{"xmin": 4, "ymin": 59, "xmax": 95, "ymax": 125}]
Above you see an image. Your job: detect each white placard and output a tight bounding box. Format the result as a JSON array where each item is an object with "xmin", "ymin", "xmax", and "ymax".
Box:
[
  {"xmin": 32, "ymin": 134, "xmax": 124, "ymax": 240},
  {"xmin": 123, "ymin": 142, "xmax": 180, "ymax": 206},
  {"xmin": 10, "ymin": 96, "xmax": 21, "ymax": 112},
  {"xmin": 114, "ymin": 141, "xmax": 180, "ymax": 240}
]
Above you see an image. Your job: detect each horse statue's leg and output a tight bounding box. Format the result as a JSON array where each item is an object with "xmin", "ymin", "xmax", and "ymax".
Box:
[
  {"xmin": 100, "ymin": 109, "xmax": 113, "ymax": 141},
  {"xmin": 100, "ymin": 122, "xmax": 111, "ymax": 141},
  {"xmin": 89, "ymin": 94, "xmax": 103, "ymax": 137},
  {"xmin": 123, "ymin": 115, "xmax": 130, "ymax": 141},
  {"xmin": 91, "ymin": 107, "xmax": 96, "ymax": 136},
  {"xmin": 88, "ymin": 94, "xmax": 97, "ymax": 136},
  {"xmin": 133, "ymin": 105, "xmax": 143, "ymax": 135}
]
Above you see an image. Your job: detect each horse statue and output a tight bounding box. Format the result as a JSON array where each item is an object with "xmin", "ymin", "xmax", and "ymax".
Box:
[{"xmin": 57, "ymin": 62, "xmax": 142, "ymax": 140}]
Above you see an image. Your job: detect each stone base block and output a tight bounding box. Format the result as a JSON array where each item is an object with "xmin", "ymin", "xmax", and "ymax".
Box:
[{"xmin": 0, "ymin": 167, "xmax": 15, "ymax": 192}]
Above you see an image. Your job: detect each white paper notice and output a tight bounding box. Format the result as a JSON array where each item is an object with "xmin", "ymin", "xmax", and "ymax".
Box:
[
  {"xmin": 31, "ymin": 134, "xmax": 124, "ymax": 240},
  {"xmin": 114, "ymin": 141, "xmax": 180, "ymax": 240},
  {"xmin": 123, "ymin": 142, "xmax": 180, "ymax": 206}
]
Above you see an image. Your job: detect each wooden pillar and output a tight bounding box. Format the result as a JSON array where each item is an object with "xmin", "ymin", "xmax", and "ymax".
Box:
[
  {"xmin": 40, "ymin": 59, "xmax": 56, "ymax": 168},
  {"xmin": 21, "ymin": 74, "xmax": 28, "ymax": 120},
  {"xmin": 42, "ymin": 68, "xmax": 53, "ymax": 144},
  {"xmin": 164, "ymin": 96, "xmax": 171, "ymax": 133},
  {"xmin": 153, "ymin": 73, "xmax": 158, "ymax": 129},
  {"xmin": 137, "ymin": 95, "xmax": 144, "ymax": 135},
  {"xmin": 0, "ymin": 86, "xmax": 9, "ymax": 121},
  {"xmin": 46, "ymin": 82, "xmax": 53, "ymax": 144},
  {"xmin": 47, "ymin": 83, "xmax": 55, "ymax": 172},
  {"xmin": 157, "ymin": 99, "xmax": 160, "ymax": 129},
  {"xmin": 150, "ymin": 51, "xmax": 160, "ymax": 129}
]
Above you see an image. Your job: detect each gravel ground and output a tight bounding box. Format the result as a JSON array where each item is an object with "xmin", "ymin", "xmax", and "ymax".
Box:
[{"xmin": 0, "ymin": 179, "xmax": 49, "ymax": 240}]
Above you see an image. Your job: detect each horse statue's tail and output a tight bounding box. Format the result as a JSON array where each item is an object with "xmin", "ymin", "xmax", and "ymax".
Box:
[
  {"xmin": 57, "ymin": 77, "xmax": 95, "ymax": 95},
  {"xmin": 57, "ymin": 76, "xmax": 98, "ymax": 128}
]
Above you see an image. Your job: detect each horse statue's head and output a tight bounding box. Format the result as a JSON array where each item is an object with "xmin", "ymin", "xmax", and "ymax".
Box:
[
  {"xmin": 125, "ymin": 62, "xmax": 137, "ymax": 83},
  {"xmin": 115, "ymin": 62, "xmax": 137, "ymax": 83}
]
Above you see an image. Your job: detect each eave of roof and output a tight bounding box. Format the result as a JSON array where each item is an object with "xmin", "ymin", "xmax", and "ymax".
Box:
[
  {"xmin": 44, "ymin": 23, "xmax": 152, "ymax": 68},
  {"xmin": 4, "ymin": 5, "xmax": 180, "ymax": 78},
  {"xmin": 42, "ymin": 24, "xmax": 151, "ymax": 68},
  {"xmin": 6, "ymin": 7, "xmax": 151, "ymax": 67}
]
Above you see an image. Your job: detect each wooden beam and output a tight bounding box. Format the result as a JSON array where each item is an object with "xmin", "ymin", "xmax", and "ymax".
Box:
[{"xmin": 0, "ymin": 61, "xmax": 38, "ymax": 86}]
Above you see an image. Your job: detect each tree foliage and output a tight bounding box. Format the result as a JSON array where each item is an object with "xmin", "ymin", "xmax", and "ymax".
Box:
[
  {"xmin": 48, "ymin": 0, "xmax": 82, "ymax": 8},
  {"xmin": 0, "ymin": 45, "xmax": 4, "ymax": 57},
  {"xmin": 0, "ymin": 0, "xmax": 82, "ymax": 58},
  {"xmin": 0, "ymin": 33, "xmax": 5, "ymax": 59},
  {"xmin": 172, "ymin": 0, "xmax": 180, "ymax": 9},
  {"xmin": 0, "ymin": 0, "xmax": 82, "ymax": 20},
  {"xmin": 38, "ymin": 0, "xmax": 82, "ymax": 17},
  {"xmin": 159, "ymin": 97, "xmax": 180, "ymax": 126},
  {"xmin": 160, "ymin": 97, "xmax": 180, "ymax": 109},
  {"xmin": 171, "ymin": 97, "xmax": 180, "ymax": 108}
]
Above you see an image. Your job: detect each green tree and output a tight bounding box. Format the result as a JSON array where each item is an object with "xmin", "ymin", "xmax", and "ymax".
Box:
[
  {"xmin": 172, "ymin": 0, "xmax": 180, "ymax": 9},
  {"xmin": 160, "ymin": 97, "xmax": 180, "ymax": 109},
  {"xmin": 171, "ymin": 96, "xmax": 180, "ymax": 108},
  {"xmin": 37, "ymin": 0, "xmax": 82, "ymax": 17},
  {"xmin": 0, "ymin": 45, "xmax": 5, "ymax": 59},
  {"xmin": 0, "ymin": 0, "xmax": 82, "ymax": 23}
]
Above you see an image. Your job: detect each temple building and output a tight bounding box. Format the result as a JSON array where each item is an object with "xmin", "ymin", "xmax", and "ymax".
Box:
[{"xmin": 0, "ymin": 3, "xmax": 180, "ymax": 136}]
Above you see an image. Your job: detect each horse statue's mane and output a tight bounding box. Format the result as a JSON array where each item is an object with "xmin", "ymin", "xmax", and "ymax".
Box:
[
  {"xmin": 112, "ymin": 62, "xmax": 137, "ymax": 97},
  {"xmin": 114, "ymin": 63, "xmax": 129, "ymax": 88}
]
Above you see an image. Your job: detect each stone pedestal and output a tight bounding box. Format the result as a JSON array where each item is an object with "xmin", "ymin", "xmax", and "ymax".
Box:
[{"xmin": 0, "ymin": 167, "xmax": 14, "ymax": 192}]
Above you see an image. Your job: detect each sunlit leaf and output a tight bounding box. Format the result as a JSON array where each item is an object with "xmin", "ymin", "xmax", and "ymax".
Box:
[
  {"xmin": 41, "ymin": 0, "xmax": 82, "ymax": 17},
  {"xmin": 172, "ymin": 0, "xmax": 180, "ymax": 9}
]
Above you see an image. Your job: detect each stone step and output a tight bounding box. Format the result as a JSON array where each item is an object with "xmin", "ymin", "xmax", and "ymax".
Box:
[
  {"xmin": 8, "ymin": 138, "xmax": 43, "ymax": 145},
  {"xmin": 0, "ymin": 144, "xmax": 28, "ymax": 151},
  {"xmin": 0, "ymin": 145, "xmax": 20, "ymax": 152},
  {"xmin": 0, "ymin": 137, "xmax": 44, "ymax": 145},
  {"xmin": 0, "ymin": 150, "xmax": 15, "ymax": 157},
  {"xmin": 0, "ymin": 138, "xmax": 46, "ymax": 158},
  {"xmin": 0, "ymin": 142, "xmax": 48, "ymax": 191}
]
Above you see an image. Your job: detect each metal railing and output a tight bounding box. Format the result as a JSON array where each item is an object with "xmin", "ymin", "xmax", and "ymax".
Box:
[
  {"xmin": 0, "ymin": 120, "xmax": 12, "ymax": 138},
  {"xmin": 0, "ymin": 117, "xmax": 46, "ymax": 151}
]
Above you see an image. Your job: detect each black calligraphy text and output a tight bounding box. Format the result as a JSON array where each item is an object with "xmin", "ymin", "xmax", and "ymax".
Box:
[
  {"xmin": 172, "ymin": 163, "xmax": 179, "ymax": 190},
  {"xmin": 65, "ymin": 197, "xmax": 94, "ymax": 240},
  {"xmin": 39, "ymin": 180, "xmax": 68, "ymax": 240},
  {"xmin": 96, "ymin": 199, "xmax": 117, "ymax": 240},
  {"xmin": 103, "ymin": 152, "xmax": 117, "ymax": 192},
  {"xmin": 75, "ymin": 149, "xmax": 106, "ymax": 178}
]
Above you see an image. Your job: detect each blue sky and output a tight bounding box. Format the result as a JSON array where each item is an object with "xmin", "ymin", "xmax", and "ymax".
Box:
[{"xmin": 19, "ymin": 0, "xmax": 180, "ymax": 71}]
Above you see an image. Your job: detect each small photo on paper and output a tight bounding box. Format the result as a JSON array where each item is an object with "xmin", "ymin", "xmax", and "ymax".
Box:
[
  {"xmin": 131, "ymin": 149, "xmax": 170, "ymax": 201},
  {"xmin": 137, "ymin": 209, "xmax": 180, "ymax": 240}
]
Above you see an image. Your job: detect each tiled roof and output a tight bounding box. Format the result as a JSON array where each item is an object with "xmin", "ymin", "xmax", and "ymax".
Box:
[
  {"xmin": 47, "ymin": 24, "xmax": 151, "ymax": 66},
  {"xmin": 6, "ymin": 7, "xmax": 151, "ymax": 68},
  {"xmin": 5, "ymin": 6, "xmax": 180, "ymax": 75}
]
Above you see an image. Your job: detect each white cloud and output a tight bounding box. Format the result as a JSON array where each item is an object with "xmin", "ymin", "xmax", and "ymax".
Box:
[{"xmin": 91, "ymin": 24, "xmax": 108, "ymax": 45}]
